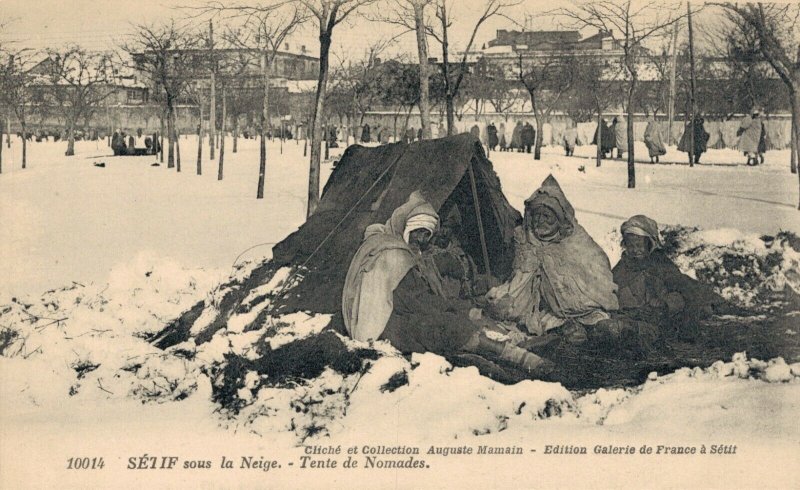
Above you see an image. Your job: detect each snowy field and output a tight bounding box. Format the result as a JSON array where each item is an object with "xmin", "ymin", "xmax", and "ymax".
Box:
[{"xmin": 1, "ymin": 135, "xmax": 799, "ymax": 488}]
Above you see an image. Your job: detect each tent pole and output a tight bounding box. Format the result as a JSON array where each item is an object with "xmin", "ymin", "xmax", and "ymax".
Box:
[{"xmin": 467, "ymin": 159, "xmax": 492, "ymax": 277}]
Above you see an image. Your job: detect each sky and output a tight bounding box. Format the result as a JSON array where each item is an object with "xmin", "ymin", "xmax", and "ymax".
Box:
[{"xmin": 0, "ymin": 0, "xmax": 721, "ymax": 61}]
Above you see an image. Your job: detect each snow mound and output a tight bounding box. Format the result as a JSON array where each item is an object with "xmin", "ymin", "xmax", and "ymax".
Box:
[
  {"xmin": 2, "ymin": 233, "xmax": 799, "ymax": 444},
  {"xmin": 653, "ymin": 352, "xmax": 800, "ymax": 384},
  {"xmin": 604, "ymin": 225, "xmax": 800, "ymax": 309},
  {"xmin": 0, "ymin": 254, "xmax": 217, "ymax": 407}
]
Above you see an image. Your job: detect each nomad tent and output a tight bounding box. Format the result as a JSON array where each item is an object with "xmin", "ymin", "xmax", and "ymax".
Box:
[
  {"xmin": 273, "ymin": 133, "xmax": 521, "ymax": 315},
  {"xmin": 152, "ymin": 134, "xmax": 521, "ymax": 348}
]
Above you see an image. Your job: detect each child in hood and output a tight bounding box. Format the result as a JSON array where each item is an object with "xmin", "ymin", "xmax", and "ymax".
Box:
[{"xmin": 612, "ymin": 215, "xmax": 732, "ymax": 338}]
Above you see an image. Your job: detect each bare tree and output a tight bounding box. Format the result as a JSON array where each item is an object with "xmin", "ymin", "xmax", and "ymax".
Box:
[
  {"xmin": 570, "ymin": 56, "xmax": 625, "ymax": 167},
  {"xmin": 429, "ymin": 0, "xmax": 520, "ymax": 136},
  {"xmin": 296, "ymin": 0, "xmax": 379, "ymax": 216},
  {"xmin": 40, "ymin": 47, "xmax": 115, "ymax": 156},
  {"xmin": 328, "ymin": 39, "xmax": 395, "ymax": 143},
  {"xmin": 183, "ymin": 80, "xmax": 208, "ymax": 175},
  {"xmin": 374, "ymin": 0, "xmax": 436, "ymax": 138},
  {"xmin": 0, "ymin": 49, "xmax": 38, "ymax": 170},
  {"xmin": 475, "ymin": 59, "xmax": 522, "ymax": 119},
  {"xmin": 557, "ymin": 1, "xmax": 686, "ymax": 188},
  {"xmin": 716, "ymin": 2, "xmax": 800, "ymax": 208},
  {"xmin": 123, "ymin": 22, "xmax": 198, "ymax": 169},
  {"xmin": 516, "ymin": 47, "xmax": 579, "ymax": 160},
  {"xmin": 209, "ymin": 3, "xmax": 308, "ymax": 198}
]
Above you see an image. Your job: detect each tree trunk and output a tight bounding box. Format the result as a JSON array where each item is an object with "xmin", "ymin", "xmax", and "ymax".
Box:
[
  {"xmin": 218, "ymin": 88, "xmax": 226, "ymax": 181},
  {"xmin": 596, "ymin": 110, "xmax": 602, "ymax": 167},
  {"xmin": 687, "ymin": 2, "xmax": 697, "ymax": 169},
  {"xmin": 324, "ymin": 121, "xmax": 330, "ymax": 160},
  {"xmin": 413, "ymin": 1, "xmax": 432, "ymax": 139},
  {"xmin": 176, "ymin": 129, "xmax": 181, "ymax": 172},
  {"xmin": 0, "ymin": 117, "xmax": 4, "ymax": 173},
  {"xmin": 667, "ymin": 22, "xmax": 679, "ymax": 146},
  {"xmin": 307, "ymin": 31, "xmax": 333, "ymax": 217},
  {"xmin": 793, "ymin": 90, "xmax": 800, "ymax": 209},
  {"xmin": 159, "ymin": 113, "xmax": 165, "ymax": 163},
  {"xmin": 534, "ymin": 118, "xmax": 543, "ymax": 161},
  {"xmin": 439, "ymin": 3, "xmax": 455, "ymax": 136},
  {"xmin": 257, "ymin": 52, "xmax": 270, "ymax": 200},
  {"xmin": 626, "ymin": 84, "xmax": 636, "ymax": 188},
  {"xmin": 791, "ymin": 110, "xmax": 798, "ymax": 174},
  {"xmin": 197, "ymin": 103, "xmax": 204, "ymax": 175},
  {"xmin": 167, "ymin": 105, "xmax": 175, "ymax": 168},
  {"xmin": 65, "ymin": 122, "xmax": 76, "ymax": 156},
  {"xmin": 233, "ymin": 115, "xmax": 239, "ymax": 154},
  {"xmin": 174, "ymin": 109, "xmax": 181, "ymax": 172},
  {"xmin": 210, "ymin": 77, "xmax": 216, "ymax": 161},
  {"xmin": 21, "ymin": 121, "xmax": 27, "ymax": 169}
]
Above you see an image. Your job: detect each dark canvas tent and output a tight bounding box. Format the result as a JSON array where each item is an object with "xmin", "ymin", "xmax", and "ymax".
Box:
[
  {"xmin": 272, "ymin": 133, "xmax": 521, "ymax": 315},
  {"xmin": 151, "ymin": 134, "xmax": 521, "ymax": 349}
]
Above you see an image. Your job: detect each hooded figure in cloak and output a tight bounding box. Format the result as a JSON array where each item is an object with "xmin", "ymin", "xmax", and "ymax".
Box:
[
  {"xmin": 612, "ymin": 215, "xmax": 732, "ymax": 338},
  {"xmin": 737, "ymin": 108, "xmax": 764, "ymax": 165},
  {"xmin": 644, "ymin": 116, "xmax": 667, "ymax": 163},
  {"xmin": 511, "ymin": 121, "xmax": 523, "ymax": 151},
  {"xmin": 342, "ymin": 191, "xmax": 552, "ymax": 374},
  {"xmin": 678, "ymin": 116, "xmax": 710, "ymax": 163},
  {"xmin": 613, "ymin": 115, "xmax": 628, "ymax": 159},
  {"xmin": 562, "ymin": 122, "xmax": 578, "ymax": 157},
  {"xmin": 592, "ymin": 119, "xmax": 614, "ymax": 158},
  {"xmin": 485, "ymin": 175, "xmax": 620, "ymax": 340}
]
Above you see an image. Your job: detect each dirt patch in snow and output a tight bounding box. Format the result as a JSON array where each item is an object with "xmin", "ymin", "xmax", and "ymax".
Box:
[{"xmin": 211, "ymin": 331, "xmax": 378, "ymax": 412}]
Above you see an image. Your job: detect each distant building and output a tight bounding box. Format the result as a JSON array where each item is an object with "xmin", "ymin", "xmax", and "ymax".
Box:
[
  {"xmin": 486, "ymin": 28, "xmax": 622, "ymax": 55},
  {"xmin": 130, "ymin": 46, "xmax": 320, "ymax": 127}
]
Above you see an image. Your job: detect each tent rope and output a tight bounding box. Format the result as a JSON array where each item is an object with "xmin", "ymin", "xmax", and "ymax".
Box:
[{"xmin": 267, "ymin": 146, "xmax": 409, "ymax": 309}]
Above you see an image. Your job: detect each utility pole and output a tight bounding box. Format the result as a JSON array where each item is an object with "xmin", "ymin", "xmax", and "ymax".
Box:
[
  {"xmin": 209, "ymin": 20, "xmax": 216, "ymax": 161},
  {"xmin": 687, "ymin": 2, "xmax": 697, "ymax": 167},
  {"xmin": 667, "ymin": 21, "xmax": 679, "ymax": 146}
]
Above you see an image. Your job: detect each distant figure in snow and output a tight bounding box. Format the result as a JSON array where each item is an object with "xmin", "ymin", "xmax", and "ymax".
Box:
[
  {"xmin": 111, "ymin": 130, "xmax": 125, "ymax": 156},
  {"xmin": 562, "ymin": 122, "xmax": 578, "ymax": 157},
  {"xmin": 487, "ymin": 122, "xmax": 499, "ymax": 151},
  {"xmin": 613, "ymin": 115, "xmax": 628, "ymax": 159},
  {"xmin": 511, "ymin": 121, "xmax": 523, "ymax": 152},
  {"xmin": 738, "ymin": 108, "xmax": 765, "ymax": 166},
  {"xmin": 758, "ymin": 118, "xmax": 767, "ymax": 164},
  {"xmin": 644, "ymin": 115, "xmax": 667, "ymax": 163},
  {"xmin": 328, "ymin": 126, "xmax": 339, "ymax": 148},
  {"xmin": 498, "ymin": 122, "xmax": 508, "ymax": 151},
  {"xmin": 678, "ymin": 116, "xmax": 710, "ymax": 164},
  {"xmin": 470, "ymin": 124, "xmax": 480, "ymax": 141},
  {"xmin": 592, "ymin": 118, "xmax": 614, "ymax": 158},
  {"xmin": 361, "ymin": 123, "xmax": 371, "ymax": 143},
  {"xmin": 522, "ymin": 122, "xmax": 535, "ymax": 154}
]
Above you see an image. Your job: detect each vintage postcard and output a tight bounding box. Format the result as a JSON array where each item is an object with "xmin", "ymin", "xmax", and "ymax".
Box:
[{"xmin": 1, "ymin": 0, "xmax": 798, "ymax": 488}]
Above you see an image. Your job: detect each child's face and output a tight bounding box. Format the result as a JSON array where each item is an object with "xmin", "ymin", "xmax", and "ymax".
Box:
[{"xmin": 623, "ymin": 233, "xmax": 653, "ymax": 260}]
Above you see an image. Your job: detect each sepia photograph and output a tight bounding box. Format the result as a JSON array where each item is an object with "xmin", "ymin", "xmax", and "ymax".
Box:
[{"xmin": 0, "ymin": 0, "xmax": 798, "ymax": 488}]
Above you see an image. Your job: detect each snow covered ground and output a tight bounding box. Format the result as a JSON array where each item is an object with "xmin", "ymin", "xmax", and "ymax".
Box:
[{"xmin": 1, "ymin": 135, "xmax": 798, "ymax": 488}]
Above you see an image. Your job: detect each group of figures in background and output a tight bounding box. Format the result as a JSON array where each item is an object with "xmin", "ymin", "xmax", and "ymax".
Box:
[
  {"xmin": 6, "ymin": 108, "xmax": 772, "ymax": 168},
  {"xmin": 111, "ymin": 128, "xmax": 160, "ymax": 156},
  {"xmin": 355, "ymin": 109, "xmax": 771, "ymax": 167},
  {"xmin": 590, "ymin": 108, "xmax": 769, "ymax": 166},
  {"xmin": 342, "ymin": 175, "xmax": 734, "ymax": 377}
]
